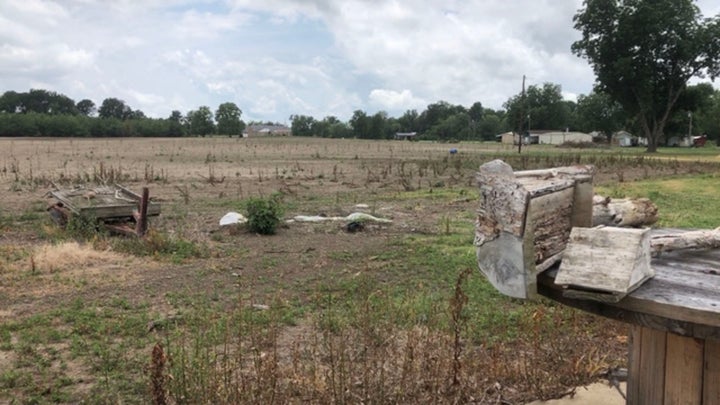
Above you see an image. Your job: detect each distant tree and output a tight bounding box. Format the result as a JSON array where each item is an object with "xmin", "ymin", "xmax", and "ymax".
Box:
[
  {"xmin": 468, "ymin": 101, "xmax": 484, "ymax": 122},
  {"xmin": 504, "ymin": 82, "xmax": 571, "ymax": 132},
  {"xmin": 215, "ymin": 102, "xmax": 244, "ymax": 136},
  {"xmin": 576, "ymin": 91, "xmax": 627, "ymax": 141},
  {"xmin": 349, "ymin": 110, "xmax": 371, "ymax": 138},
  {"xmin": 128, "ymin": 109, "xmax": 146, "ymax": 120},
  {"xmin": 167, "ymin": 110, "xmax": 186, "ymax": 136},
  {"xmin": 290, "ymin": 115, "xmax": 315, "ymax": 136},
  {"xmin": 664, "ymin": 83, "xmax": 716, "ymax": 138},
  {"xmin": 427, "ymin": 112, "xmax": 472, "ymax": 140},
  {"xmin": 0, "ymin": 91, "xmax": 22, "ymax": 113},
  {"xmin": 573, "ymin": 0, "xmax": 720, "ymax": 151},
  {"xmin": 477, "ymin": 112, "xmax": 504, "ymax": 140},
  {"xmin": 76, "ymin": 99, "xmax": 96, "ymax": 116},
  {"xmin": 397, "ymin": 109, "xmax": 419, "ymax": 132},
  {"xmin": 21, "ymin": 89, "xmax": 53, "ymax": 114},
  {"xmin": 98, "ymin": 98, "xmax": 133, "ymax": 120},
  {"xmin": 188, "ymin": 106, "xmax": 215, "ymax": 136},
  {"xmin": 368, "ymin": 111, "xmax": 390, "ymax": 139},
  {"xmin": 417, "ymin": 101, "xmax": 466, "ymax": 133}
]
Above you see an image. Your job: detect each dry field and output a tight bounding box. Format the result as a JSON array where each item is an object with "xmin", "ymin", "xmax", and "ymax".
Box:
[{"xmin": 0, "ymin": 136, "xmax": 717, "ymax": 403}]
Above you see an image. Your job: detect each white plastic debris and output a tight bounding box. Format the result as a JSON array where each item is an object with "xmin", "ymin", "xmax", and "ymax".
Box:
[
  {"xmin": 289, "ymin": 212, "xmax": 392, "ymax": 224},
  {"xmin": 219, "ymin": 212, "xmax": 247, "ymax": 226},
  {"xmin": 345, "ymin": 212, "xmax": 392, "ymax": 223}
]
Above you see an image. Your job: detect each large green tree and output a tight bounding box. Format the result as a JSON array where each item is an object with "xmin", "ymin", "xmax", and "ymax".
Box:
[
  {"xmin": 572, "ymin": 0, "xmax": 720, "ymax": 152},
  {"xmin": 290, "ymin": 115, "xmax": 316, "ymax": 136},
  {"xmin": 187, "ymin": 106, "xmax": 215, "ymax": 136},
  {"xmin": 98, "ymin": 98, "xmax": 133, "ymax": 120},
  {"xmin": 76, "ymin": 99, "xmax": 96, "ymax": 116},
  {"xmin": 215, "ymin": 102, "xmax": 244, "ymax": 136}
]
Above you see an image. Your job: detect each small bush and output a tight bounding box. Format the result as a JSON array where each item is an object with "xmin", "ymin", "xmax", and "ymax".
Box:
[
  {"xmin": 65, "ymin": 213, "xmax": 101, "ymax": 240},
  {"xmin": 244, "ymin": 194, "xmax": 284, "ymax": 235}
]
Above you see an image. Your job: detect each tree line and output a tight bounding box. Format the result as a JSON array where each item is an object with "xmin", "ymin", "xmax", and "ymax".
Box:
[
  {"xmin": 290, "ymin": 82, "xmax": 720, "ymax": 144},
  {"xmin": 4, "ymin": 0, "xmax": 720, "ymax": 151},
  {"xmin": 0, "ymin": 89, "xmax": 248, "ymax": 137}
]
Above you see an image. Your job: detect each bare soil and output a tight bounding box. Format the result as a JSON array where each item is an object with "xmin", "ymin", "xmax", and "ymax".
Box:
[{"xmin": 1, "ymin": 137, "xmax": 707, "ymax": 403}]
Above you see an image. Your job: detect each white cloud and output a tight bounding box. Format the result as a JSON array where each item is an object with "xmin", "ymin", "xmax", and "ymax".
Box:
[
  {"xmin": 369, "ymin": 89, "xmax": 425, "ymax": 111},
  {"xmin": 1, "ymin": 0, "xmax": 717, "ymax": 122}
]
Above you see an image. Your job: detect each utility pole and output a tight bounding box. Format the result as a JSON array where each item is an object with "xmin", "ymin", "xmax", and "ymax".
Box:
[{"xmin": 518, "ymin": 75, "xmax": 526, "ymax": 154}]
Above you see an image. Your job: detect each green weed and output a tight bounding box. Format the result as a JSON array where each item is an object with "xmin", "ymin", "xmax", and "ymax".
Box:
[{"xmin": 244, "ymin": 193, "xmax": 284, "ymax": 235}]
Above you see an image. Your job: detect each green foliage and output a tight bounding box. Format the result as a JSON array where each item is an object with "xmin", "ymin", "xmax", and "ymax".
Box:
[
  {"xmin": 596, "ymin": 174, "xmax": 720, "ymax": 228},
  {"xmin": 215, "ymin": 102, "xmax": 243, "ymax": 136},
  {"xmin": 98, "ymin": 97, "xmax": 136, "ymax": 120},
  {"xmin": 65, "ymin": 213, "xmax": 100, "ymax": 240},
  {"xmin": 187, "ymin": 106, "xmax": 215, "ymax": 136},
  {"xmin": 504, "ymin": 82, "xmax": 572, "ymax": 133},
  {"xmin": 112, "ymin": 230, "xmax": 206, "ymax": 261},
  {"xmin": 572, "ymin": 0, "xmax": 720, "ymax": 151},
  {"xmin": 244, "ymin": 194, "xmax": 284, "ymax": 235}
]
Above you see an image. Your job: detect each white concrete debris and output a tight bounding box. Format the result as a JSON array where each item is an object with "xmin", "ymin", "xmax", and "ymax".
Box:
[{"xmin": 219, "ymin": 212, "xmax": 248, "ymax": 226}]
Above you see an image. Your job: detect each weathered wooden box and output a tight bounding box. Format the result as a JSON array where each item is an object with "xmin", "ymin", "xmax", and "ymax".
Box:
[
  {"xmin": 50, "ymin": 184, "xmax": 161, "ymax": 220},
  {"xmin": 555, "ymin": 227, "xmax": 654, "ymax": 302},
  {"xmin": 475, "ymin": 160, "xmax": 594, "ymax": 299}
]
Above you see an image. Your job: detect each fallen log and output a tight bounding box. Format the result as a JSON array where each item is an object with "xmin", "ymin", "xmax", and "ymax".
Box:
[
  {"xmin": 592, "ymin": 195, "xmax": 658, "ymax": 227},
  {"xmin": 651, "ymin": 227, "xmax": 720, "ymax": 254}
]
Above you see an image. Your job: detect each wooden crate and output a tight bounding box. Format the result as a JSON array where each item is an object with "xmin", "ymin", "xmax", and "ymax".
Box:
[{"xmin": 50, "ymin": 184, "xmax": 160, "ymax": 220}]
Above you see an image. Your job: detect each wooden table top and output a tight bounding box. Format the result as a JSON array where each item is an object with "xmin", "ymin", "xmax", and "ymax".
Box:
[{"xmin": 538, "ymin": 245, "xmax": 720, "ymax": 339}]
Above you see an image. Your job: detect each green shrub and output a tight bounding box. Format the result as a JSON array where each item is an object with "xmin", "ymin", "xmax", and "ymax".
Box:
[
  {"xmin": 65, "ymin": 213, "xmax": 100, "ymax": 240},
  {"xmin": 244, "ymin": 194, "xmax": 284, "ymax": 235}
]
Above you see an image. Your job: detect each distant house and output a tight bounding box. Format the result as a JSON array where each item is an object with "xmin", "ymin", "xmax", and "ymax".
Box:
[
  {"xmin": 394, "ymin": 132, "xmax": 417, "ymax": 141},
  {"xmin": 244, "ymin": 124, "xmax": 291, "ymax": 137},
  {"xmin": 528, "ymin": 130, "xmax": 592, "ymax": 145},
  {"xmin": 612, "ymin": 130, "xmax": 634, "ymax": 147},
  {"xmin": 497, "ymin": 131, "xmax": 518, "ymax": 144}
]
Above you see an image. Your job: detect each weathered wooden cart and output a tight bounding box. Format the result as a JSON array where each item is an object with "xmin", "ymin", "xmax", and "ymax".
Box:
[{"xmin": 48, "ymin": 184, "xmax": 159, "ymax": 236}]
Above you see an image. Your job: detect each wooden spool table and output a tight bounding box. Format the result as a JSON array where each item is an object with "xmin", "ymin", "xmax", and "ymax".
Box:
[{"xmin": 538, "ymin": 245, "xmax": 720, "ymax": 405}]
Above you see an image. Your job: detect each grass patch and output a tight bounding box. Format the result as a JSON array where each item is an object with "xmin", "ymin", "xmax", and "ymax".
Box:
[
  {"xmin": 111, "ymin": 230, "xmax": 207, "ymax": 262},
  {"xmin": 597, "ymin": 174, "xmax": 720, "ymax": 228}
]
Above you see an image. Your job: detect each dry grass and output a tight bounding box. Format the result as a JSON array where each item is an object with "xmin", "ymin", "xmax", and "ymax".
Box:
[
  {"xmin": 32, "ymin": 242, "xmax": 123, "ymax": 273},
  {"xmin": 0, "ymin": 137, "xmax": 717, "ymax": 403}
]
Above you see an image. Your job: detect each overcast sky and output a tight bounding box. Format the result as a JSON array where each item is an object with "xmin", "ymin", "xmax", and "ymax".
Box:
[{"xmin": 2, "ymin": 0, "xmax": 719, "ymax": 123}]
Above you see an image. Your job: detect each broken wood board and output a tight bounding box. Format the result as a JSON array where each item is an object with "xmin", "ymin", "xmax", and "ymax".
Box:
[
  {"xmin": 50, "ymin": 184, "xmax": 160, "ymax": 220},
  {"xmin": 651, "ymin": 227, "xmax": 720, "ymax": 255},
  {"xmin": 475, "ymin": 160, "xmax": 594, "ymax": 299},
  {"xmin": 555, "ymin": 227, "xmax": 653, "ymax": 303}
]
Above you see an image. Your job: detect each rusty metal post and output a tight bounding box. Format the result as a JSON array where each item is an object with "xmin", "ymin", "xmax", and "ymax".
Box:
[{"xmin": 136, "ymin": 187, "xmax": 150, "ymax": 237}]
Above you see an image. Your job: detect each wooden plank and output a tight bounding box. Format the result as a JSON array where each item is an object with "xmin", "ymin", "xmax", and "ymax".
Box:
[
  {"xmin": 555, "ymin": 227, "xmax": 653, "ymax": 294},
  {"xmin": 135, "ymin": 187, "xmax": 149, "ymax": 237},
  {"xmin": 627, "ymin": 324, "xmax": 643, "ymax": 404},
  {"xmin": 620, "ymin": 275, "xmax": 720, "ymax": 329},
  {"xmin": 638, "ymin": 328, "xmax": 666, "ymax": 405},
  {"xmin": 664, "ymin": 333, "xmax": 703, "ymax": 405},
  {"xmin": 538, "ymin": 270, "xmax": 720, "ymax": 340},
  {"xmin": 704, "ymin": 339, "xmax": 720, "ymax": 405}
]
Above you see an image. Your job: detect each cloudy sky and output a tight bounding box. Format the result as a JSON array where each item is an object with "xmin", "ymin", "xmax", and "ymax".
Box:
[{"xmin": 2, "ymin": 0, "xmax": 719, "ymax": 123}]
